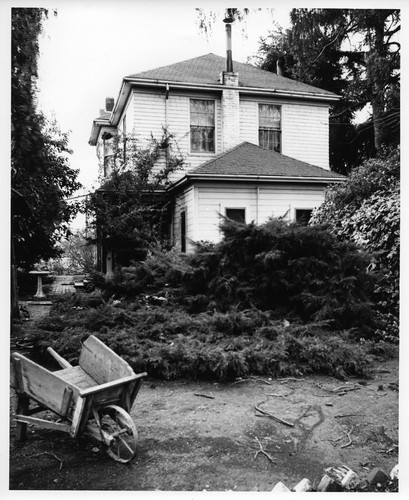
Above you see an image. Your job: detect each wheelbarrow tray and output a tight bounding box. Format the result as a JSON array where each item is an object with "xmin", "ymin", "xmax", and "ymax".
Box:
[{"xmin": 11, "ymin": 335, "xmax": 146, "ymax": 439}]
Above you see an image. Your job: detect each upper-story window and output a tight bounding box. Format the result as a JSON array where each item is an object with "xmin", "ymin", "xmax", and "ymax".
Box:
[
  {"xmin": 259, "ymin": 104, "xmax": 281, "ymax": 152},
  {"xmin": 190, "ymin": 99, "xmax": 215, "ymax": 153}
]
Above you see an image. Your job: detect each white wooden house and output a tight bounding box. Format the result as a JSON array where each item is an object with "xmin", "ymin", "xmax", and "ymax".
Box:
[{"xmin": 89, "ymin": 49, "xmax": 344, "ymax": 271}]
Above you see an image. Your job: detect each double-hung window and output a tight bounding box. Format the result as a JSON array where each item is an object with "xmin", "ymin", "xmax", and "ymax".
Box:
[
  {"xmin": 259, "ymin": 104, "xmax": 281, "ymax": 152},
  {"xmin": 190, "ymin": 99, "xmax": 215, "ymax": 153}
]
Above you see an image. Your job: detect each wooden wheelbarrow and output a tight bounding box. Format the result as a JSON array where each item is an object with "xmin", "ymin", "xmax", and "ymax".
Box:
[{"xmin": 10, "ymin": 335, "xmax": 147, "ymax": 463}]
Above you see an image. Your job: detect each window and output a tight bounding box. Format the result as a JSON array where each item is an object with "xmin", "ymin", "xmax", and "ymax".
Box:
[
  {"xmin": 226, "ymin": 208, "xmax": 246, "ymax": 224},
  {"xmin": 295, "ymin": 209, "xmax": 313, "ymax": 226},
  {"xmin": 190, "ymin": 99, "xmax": 215, "ymax": 153},
  {"xmin": 180, "ymin": 210, "xmax": 186, "ymax": 253},
  {"xmin": 259, "ymin": 104, "xmax": 281, "ymax": 152}
]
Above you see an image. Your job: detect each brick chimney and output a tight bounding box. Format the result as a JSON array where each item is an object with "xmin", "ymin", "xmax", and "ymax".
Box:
[
  {"xmin": 105, "ymin": 97, "xmax": 115, "ymax": 112},
  {"xmin": 220, "ymin": 11, "xmax": 240, "ymax": 152}
]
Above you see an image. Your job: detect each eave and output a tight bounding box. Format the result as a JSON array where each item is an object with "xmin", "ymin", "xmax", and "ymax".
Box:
[
  {"xmin": 89, "ymin": 117, "xmax": 115, "ymax": 146},
  {"xmin": 107, "ymin": 76, "xmax": 340, "ymax": 128},
  {"xmin": 167, "ymin": 172, "xmax": 345, "ymax": 192}
]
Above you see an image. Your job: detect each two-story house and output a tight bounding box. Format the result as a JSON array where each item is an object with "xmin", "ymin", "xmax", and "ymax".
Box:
[{"xmin": 89, "ymin": 42, "xmax": 344, "ymax": 272}]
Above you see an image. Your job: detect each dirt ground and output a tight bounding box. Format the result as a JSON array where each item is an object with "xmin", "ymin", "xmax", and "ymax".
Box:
[{"xmin": 9, "ymin": 357, "xmax": 399, "ymax": 491}]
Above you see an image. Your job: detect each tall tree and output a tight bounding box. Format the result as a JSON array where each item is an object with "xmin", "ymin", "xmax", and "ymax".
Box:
[
  {"xmin": 11, "ymin": 8, "xmax": 81, "ymax": 316},
  {"xmin": 255, "ymin": 9, "xmax": 400, "ymax": 173}
]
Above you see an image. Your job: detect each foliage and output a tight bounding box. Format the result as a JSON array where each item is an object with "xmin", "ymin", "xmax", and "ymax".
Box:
[
  {"xmin": 255, "ymin": 9, "xmax": 400, "ymax": 173},
  {"xmin": 11, "ymin": 8, "xmax": 82, "ymax": 271},
  {"xmin": 26, "ymin": 296, "xmax": 396, "ymax": 382},
  {"xmin": 46, "ymin": 229, "xmax": 97, "ymax": 275},
  {"xmin": 181, "ymin": 218, "xmax": 376, "ymax": 334},
  {"xmin": 312, "ymin": 148, "xmax": 399, "ymax": 341},
  {"xmin": 86, "ymin": 129, "xmax": 186, "ymax": 266}
]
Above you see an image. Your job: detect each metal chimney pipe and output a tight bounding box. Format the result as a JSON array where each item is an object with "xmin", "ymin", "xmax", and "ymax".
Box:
[{"xmin": 225, "ymin": 22, "xmax": 233, "ymax": 73}]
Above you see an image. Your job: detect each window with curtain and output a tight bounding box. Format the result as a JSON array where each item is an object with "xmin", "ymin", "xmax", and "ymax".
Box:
[
  {"xmin": 190, "ymin": 99, "xmax": 215, "ymax": 153},
  {"xmin": 259, "ymin": 104, "xmax": 281, "ymax": 152}
]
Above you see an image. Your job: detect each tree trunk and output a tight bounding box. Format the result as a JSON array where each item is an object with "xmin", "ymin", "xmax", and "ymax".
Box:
[{"xmin": 11, "ymin": 237, "xmax": 20, "ymax": 322}]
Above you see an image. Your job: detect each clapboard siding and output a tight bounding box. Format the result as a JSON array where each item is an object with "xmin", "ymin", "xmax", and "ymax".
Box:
[
  {"xmin": 173, "ymin": 186, "xmax": 195, "ymax": 252},
  {"xmin": 239, "ymin": 99, "xmax": 258, "ymax": 144},
  {"xmin": 193, "ymin": 183, "xmax": 326, "ymax": 245},
  {"xmin": 239, "ymin": 97, "xmax": 329, "ymax": 169},
  {"xmin": 130, "ymin": 90, "xmax": 222, "ymax": 181},
  {"xmin": 284, "ymin": 104, "xmax": 329, "ymax": 169}
]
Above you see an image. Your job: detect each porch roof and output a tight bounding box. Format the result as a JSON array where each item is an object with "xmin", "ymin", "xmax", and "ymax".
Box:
[{"xmin": 168, "ymin": 142, "xmax": 345, "ymax": 190}]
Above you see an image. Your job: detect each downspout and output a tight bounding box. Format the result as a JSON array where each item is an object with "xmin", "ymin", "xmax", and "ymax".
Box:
[
  {"xmin": 165, "ymin": 83, "xmax": 169, "ymax": 126},
  {"xmin": 256, "ymin": 185, "xmax": 260, "ymax": 224}
]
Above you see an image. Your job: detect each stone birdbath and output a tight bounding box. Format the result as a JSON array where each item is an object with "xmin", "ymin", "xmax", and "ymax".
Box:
[{"xmin": 29, "ymin": 271, "xmax": 49, "ymax": 299}]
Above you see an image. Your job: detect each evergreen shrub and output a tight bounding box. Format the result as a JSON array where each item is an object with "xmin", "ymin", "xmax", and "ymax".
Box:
[{"xmin": 25, "ymin": 296, "xmax": 396, "ymax": 382}]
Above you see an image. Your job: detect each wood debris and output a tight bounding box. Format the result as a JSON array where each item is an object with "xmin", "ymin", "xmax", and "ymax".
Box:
[
  {"xmin": 253, "ymin": 437, "xmax": 276, "ymax": 463},
  {"xmin": 255, "ymin": 402, "xmax": 295, "ymax": 427},
  {"xmin": 194, "ymin": 392, "xmax": 215, "ymax": 399},
  {"xmin": 28, "ymin": 452, "xmax": 63, "ymax": 469},
  {"xmin": 340, "ymin": 426, "xmax": 354, "ymax": 449}
]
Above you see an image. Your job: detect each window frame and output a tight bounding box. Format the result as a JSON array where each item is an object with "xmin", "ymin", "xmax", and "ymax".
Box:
[
  {"xmin": 295, "ymin": 208, "xmax": 313, "ymax": 226},
  {"xmin": 258, "ymin": 103, "xmax": 282, "ymax": 153},
  {"xmin": 225, "ymin": 207, "xmax": 246, "ymax": 224},
  {"xmin": 189, "ymin": 98, "xmax": 216, "ymax": 154},
  {"xmin": 180, "ymin": 209, "xmax": 187, "ymax": 253}
]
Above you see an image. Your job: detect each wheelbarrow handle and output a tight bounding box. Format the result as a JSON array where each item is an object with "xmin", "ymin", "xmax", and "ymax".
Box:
[{"xmin": 47, "ymin": 347, "xmax": 72, "ymax": 369}]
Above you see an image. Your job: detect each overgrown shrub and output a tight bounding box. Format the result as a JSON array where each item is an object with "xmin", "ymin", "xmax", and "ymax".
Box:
[
  {"xmin": 25, "ymin": 296, "xmax": 396, "ymax": 382},
  {"xmin": 312, "ymin": 148, "xmax": 399, "ymax": 341},
  {"xmin": 182, "ymin": 218, "xmax": 376, "ymax": 334}
]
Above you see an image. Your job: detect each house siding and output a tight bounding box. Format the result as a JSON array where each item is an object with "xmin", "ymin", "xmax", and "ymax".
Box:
[
  {"xmin": 128, "ymin": 90, "xmax": 330, "ymax": 178},
  {"xmin": 284, "ymin": 103, "xmax": 329, "ymax": 169},
  {"xmin": 193, "ymin": 182, "xmax": 326, "ymax": 245},
  {"xmin": 129, "ymin": 90, "xmax": 222, "ymax": 181},
  {"xmin": 239, "ymin": 97, "xmax": 329, "ymax": 169},
  {"xmin": 173, "ymin": 186, "xmax": 195, "ymax": 252}
]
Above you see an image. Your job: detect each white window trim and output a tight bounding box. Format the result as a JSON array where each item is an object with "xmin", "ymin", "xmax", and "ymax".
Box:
[
  {"xmin": 257, "ymin": 103, "xmax": 283, "ymax": 153},
  {"xmin": 224, "ymin": 206, "xmax": 247, "ymax": 223},
  {"xmin": 188, "ymin": 98, "xmax": 217, "ymax": 155},
  {"xmin": 293, "ymin": 207, "xmax": 314, "ymax": 223}
]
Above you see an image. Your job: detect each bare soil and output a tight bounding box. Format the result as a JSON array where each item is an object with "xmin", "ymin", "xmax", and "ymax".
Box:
[{"xmin": 9, "ymin": 358, "xmax": 398, "ymax": 491}]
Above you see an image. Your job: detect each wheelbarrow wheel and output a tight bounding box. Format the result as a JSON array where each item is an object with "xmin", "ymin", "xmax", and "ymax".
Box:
[{"xmin": 98, "ymin": 405, "xmax": 138, "ymax": 463}]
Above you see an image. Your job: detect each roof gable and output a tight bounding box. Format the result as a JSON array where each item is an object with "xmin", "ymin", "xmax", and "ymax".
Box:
[
  {"xmin": 127, "ymin": 53, "xmax": 337, "ymax": 98},
  {"xmin": 187, "ymin": 142, "xmax": 344, "ymax": 180}
]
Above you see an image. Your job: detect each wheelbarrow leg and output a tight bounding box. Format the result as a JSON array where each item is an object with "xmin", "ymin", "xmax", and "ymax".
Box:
[{"xmin": 15, "ymin": 394, "xmax": 29, "ymax": 441}]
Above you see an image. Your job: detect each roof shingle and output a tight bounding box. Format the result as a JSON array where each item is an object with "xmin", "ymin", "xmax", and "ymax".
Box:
[
  {"xmin": 127, "ymin": 53, "xmax": 337, "ymax": 97},
  {"xmin": 187, "ymin": 142, "xmax": 344, "ymax": 180}
]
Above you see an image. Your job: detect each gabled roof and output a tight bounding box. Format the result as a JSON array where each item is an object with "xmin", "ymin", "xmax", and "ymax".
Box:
[
  {"xmin": 169, "ymin": 142, "xmax": 344, "ymax": 190},
  {"xmin": 126, "ymin": 53, "xmax": 337, "ymax": 99}
]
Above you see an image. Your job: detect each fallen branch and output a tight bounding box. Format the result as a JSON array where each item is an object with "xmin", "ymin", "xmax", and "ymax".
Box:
[
  {"xmin": 340, "ymin": 426, "xmax": 353, "ymax": 448},
  {"xmin": 194, "ymin": 392, "xmax": 215, "ymax": 399},
  {"xmin": 278, "ymin": 377, "xmax": 304, "ymax": 384},
  {"xmin": 255, "ymin": 403, "xmax": 295, "ymax": 427},
  {"xmin": 231, "ymin": 378, "xmax": 251, "ymax": 385},
  {"xmin": 334, "ymin": 414, "xmax": 362, "ymax": 419},
  {"xmin": 28, "ymin": 452, "xmax": 63, "ymax": 469},
  {"xmin": 254, "ymin": 437, "xmax": 276, "ymax": 463},
  {"xmin": 250, "ymin": 376, "xmax": 272, "ymax": 385},
  {"xmin": 335, "ymin": 386, "xmax": 361, "ymax": 394}
]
